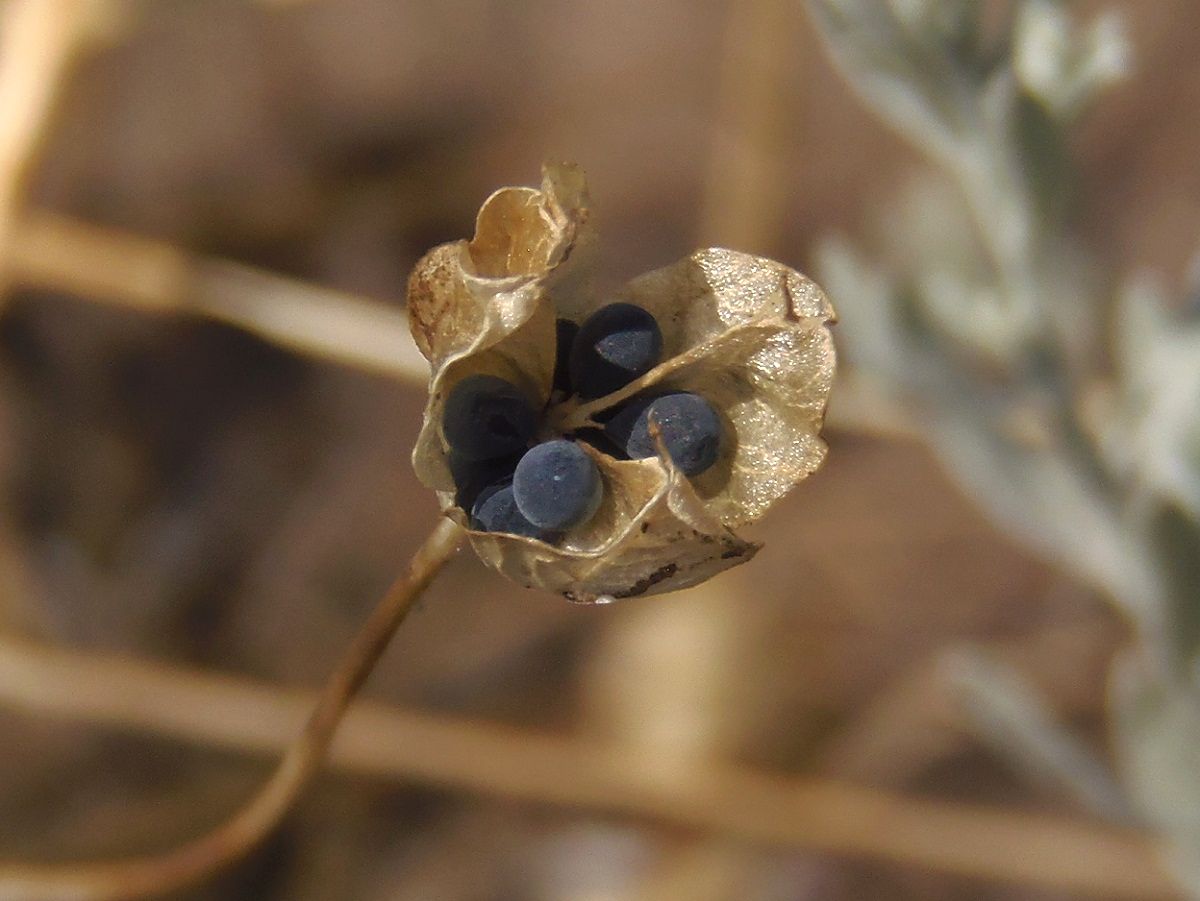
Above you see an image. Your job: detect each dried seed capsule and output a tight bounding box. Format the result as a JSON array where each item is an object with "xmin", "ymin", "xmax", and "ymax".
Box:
[
  {"xmin": 568, "ymin": 303, "xmax": 663, "ymax": 399},
  {"xmin": 608, "ymin": 391, "xmax": 722, "ymax": 476},
  {"xmin": 408, "ymin": 165, "xmax": 836, "ymax": 601},
  {"xmin": 442, "ymin": 374, "xmax": 537, "ymax": 461},
  {"xmin": 471, "ymin": 482, "xmax": 546, "ymax": 539},
  {"xmin": 512, "ymin": 439, "xmax": 602, "ymax": 530}
]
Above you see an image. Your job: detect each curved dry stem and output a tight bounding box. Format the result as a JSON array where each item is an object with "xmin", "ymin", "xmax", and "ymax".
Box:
[{"xmin": 0, "ymin": 516, "xmax": 464, "ymax": 901}]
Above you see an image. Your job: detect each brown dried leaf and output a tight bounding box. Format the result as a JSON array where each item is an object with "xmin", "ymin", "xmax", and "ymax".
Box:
[{"xmin": 406, "ymin": 165, "xmax": 835, "ymax": 602}]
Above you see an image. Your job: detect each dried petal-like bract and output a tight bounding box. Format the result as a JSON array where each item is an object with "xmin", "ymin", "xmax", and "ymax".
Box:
[{"xmin": 407, "ymin": 164, "xmax": 835, "ymax": 602}]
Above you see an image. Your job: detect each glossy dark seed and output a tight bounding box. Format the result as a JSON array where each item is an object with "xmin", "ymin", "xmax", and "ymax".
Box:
[
  {"xmin": 449, "ymin": 451, "xmax": 521, "ymax": 511},
  {"xmin": 442, "ymin": 374, "xmax": 537, "ymax": 461},
  {"xmin": 471, "ymin": 482, "xmax": 545, "ymax": 539},
  {"xmin": 609, "ymin": 392, "xmax": 722, "ymax": 476},
  {"xmin": 602, "ymin": 393, "xmax": 657, "ymax": 448},
  {"xmin": 512, "ymin": 440, "xmax": 603, "ymax": 530},
  {"xmin": 568, "ymin": 303, "xmax": 663, "ymax": 399}
]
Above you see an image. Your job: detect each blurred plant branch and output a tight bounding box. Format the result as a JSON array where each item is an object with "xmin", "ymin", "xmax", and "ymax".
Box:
[
  {"xmin": 0, "ymin": 630, "xmax": 1176, "ymax": 899},
  {"xmin": 945, "ymin": 646, "xmax": 1132, "ymax": 823},
  {"xmin": 816, "ymin": 616, "xmax": 1115, "ymax": 782},
  {"xmin": 7, "ymin": 211, "xmax": 430, "ymax": 382},
  {"xmin": 697, "ymin": 0, "xmax": 794, "ymax": 252},
  {"xmin": 0, "ymin": 0, "xmax": 118, "ymax": 294},
  {"xmin": 807, "ymin": 0, "xmax": 1200, "ymax": 891},
  {"xmin": 0, "ymin": 517, "xmax": 464, "ymax": 901},
  {"xmin": 5, "ymin": 208, "xmax": 909, "ymax": 438}
]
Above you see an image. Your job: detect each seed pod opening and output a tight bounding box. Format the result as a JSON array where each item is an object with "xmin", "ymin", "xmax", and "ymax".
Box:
[{"xmin": 407, "ymin": 163, "xmax": 836, "ymax": 602}]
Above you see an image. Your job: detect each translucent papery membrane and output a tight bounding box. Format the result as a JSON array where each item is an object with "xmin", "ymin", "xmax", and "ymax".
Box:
[
  {"xmin": 570, "ymin": 250, "xmax": 837, "ymax": 528},
  {"xmin": 466, "ymin": 452, "xmax": 759, "ymax": 603},
  {"xmin": 647, "ymin": 322, "xmax": 835, "ymax": 528},
  {"xmin": 411, "ymin": 303, "xmax": 557, "ymax": 491},
  {"xmin": 407, "ymin": 162, "xmax": 592, "ymax": 369},
  {"xmin": 408, "ymin": 164, "xmax": 591, "ymax": 490},
  {"xmin": 611, "ymin": 248, "xmax": 835, "ymax": 359}
]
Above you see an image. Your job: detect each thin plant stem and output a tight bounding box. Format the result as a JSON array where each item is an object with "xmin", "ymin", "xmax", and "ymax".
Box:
[{"xmin": 0, "ymin": 516, "xmax": 464, "ymax": 901}]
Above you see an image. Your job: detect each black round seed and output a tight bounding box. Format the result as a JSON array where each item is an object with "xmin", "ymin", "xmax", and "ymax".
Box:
[
  {"xmin": 512, "ymin": 439, "xmax": 603, "ymax": 531},
  {"xmin": 449, "ymin": 451, "xmax": 522, "ymax": 511},
  {"xmin": 442, "ymin": 374, "xmax": 537, "ymax": 461},
  {"xmin": 471, "ymin": 482, "xmax": 546, "ymax": 539},
  {"xmin": 610, "ymin": 391, "xmax": 722, "ymax": 476},
  {"xmin": 603, "ymin": 392, "xmax": 657, "ymax": 448},
  {"xmin": 568, "ymin": 303, "xmax": 663, "ymax": 400}
]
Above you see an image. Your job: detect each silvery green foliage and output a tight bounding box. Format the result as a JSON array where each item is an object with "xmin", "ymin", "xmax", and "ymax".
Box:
[
  {"xmin": 944, "ymin": 648, "xmax": 1131, "ymax": 823},
  {"xmin": 808, "ymin": 0, "xmax": 1200, "ymax": 892},
  {"xmin": 1112, "ymin": 652, "xmax": 1200, "ymax": 892},
  {"xmin": 1014, "ymin": 0, "xmax": 1130, "ymax": 119}
]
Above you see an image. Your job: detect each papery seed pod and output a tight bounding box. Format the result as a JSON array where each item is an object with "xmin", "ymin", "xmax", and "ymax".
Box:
[{"xmin": 407, "ymin": 163, "xmax": 836, "ymax": 602}]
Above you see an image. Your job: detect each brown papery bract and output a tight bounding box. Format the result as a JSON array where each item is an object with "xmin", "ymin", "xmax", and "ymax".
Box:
[{"xmin": 407, "ymin": 163, "xmax": 836, "ymax": 602}]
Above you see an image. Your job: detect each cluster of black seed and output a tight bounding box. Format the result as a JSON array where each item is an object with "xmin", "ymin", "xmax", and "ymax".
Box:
[{"xmin": 443, "ymin": 303, "xmax": 723, "ymax": 539}]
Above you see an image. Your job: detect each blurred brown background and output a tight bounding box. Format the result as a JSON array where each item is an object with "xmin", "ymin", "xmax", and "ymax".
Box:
[{"xmin": 0, "ymin": 1, "xmax": 1196, "ymax": 899}]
